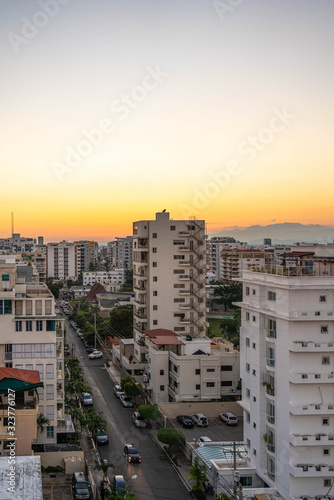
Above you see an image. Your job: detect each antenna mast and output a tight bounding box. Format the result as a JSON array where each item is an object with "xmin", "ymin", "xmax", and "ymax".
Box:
[{"xmin": 11, "ymin": 211, "xmax": 14, "ymax": 236}]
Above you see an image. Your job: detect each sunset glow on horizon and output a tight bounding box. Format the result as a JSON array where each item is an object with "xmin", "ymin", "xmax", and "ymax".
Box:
[{"xmin": 1, "ymin": 0, "xmax": 334, "ymax": 242}]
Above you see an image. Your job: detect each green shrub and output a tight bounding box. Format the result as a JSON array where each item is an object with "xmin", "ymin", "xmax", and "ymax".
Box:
[{"xmin": 192, "ymin": 487, "xmax": 206, "ymax": 500}]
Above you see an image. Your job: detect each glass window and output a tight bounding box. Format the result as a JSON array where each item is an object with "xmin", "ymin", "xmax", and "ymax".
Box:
[
  {"xmin": 46, "ymin": 385, "xmax": 54, "ymax": 400},
  {"xmin": 4, "ymin": 300, "xmax": 12, "ymax": 314},
  {"xmin": 16, "ymin": 321, "xmax": 22, "ymax": 332},
  {"xmin": 46, "ymin": 320, "xmax": 55, "ymax": 331},
  {"xmin": 36, "ymin": 320, "xmax": 43, "ymax": 331},
  {"xmin": 26, "ymin": 321, "xmax": 32, "ymax": 332},
  {"xmin": 46, "ymin": 426, "xmax": 54, "ymax": 438},
  {"xmin": 46, "ymin": 364, "xmax": 54, "ymax": 379}
]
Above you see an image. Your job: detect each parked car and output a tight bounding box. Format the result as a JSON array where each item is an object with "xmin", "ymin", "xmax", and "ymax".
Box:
[
  {"xmin": 132, "ymin": 412, "xmax": 146, "ymax": 428},
  {"xmin": 88, "ymin": 350, "xmax": 103, "ymax": 359},
  {"xmin": 82, "ymin": 393, "xmax": 93, "ymax": 406},
  {"xmin": 113, "ymin": 385, "xmax": 125, "ymax": 398},
  {"xmin": 120, "ymin": 395, "xmax": 133, "ymax": 408},
  {"xmin": 124, "ymin": 444, "xmax": 141, "ymax": 463},
  {"xmin": 112, "ymin": 475, "xmax": 126, "ymax": 493},
  {"xmin": 64, "ymin": 346, "xmax": 71, "ymax": 356},
  {"xmin": 96, "ymin": 429, "xmax": 108, "ymax": 445},
  {"xmin": 191, "ymin": 413, "xmax": 208, "ymax": 427},
  {"xmin": 72, "ymin": 472, "xmax": 90, "ymax": 500},
  {"xmin": 219, "ymin": 412, "xmax": 238, "ymax": 426},
  {"xmin": 176, "ymin": 415, "xmax": 194, "ymax": 428},
  {"xmin": 198, "ymin": 436, "xmax": 212, "ymax": 445}
]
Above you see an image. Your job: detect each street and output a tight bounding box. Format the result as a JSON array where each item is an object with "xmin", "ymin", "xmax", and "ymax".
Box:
[{"xmin": 64, "ymin": 315, "xmax": 192, "ymax": 500}]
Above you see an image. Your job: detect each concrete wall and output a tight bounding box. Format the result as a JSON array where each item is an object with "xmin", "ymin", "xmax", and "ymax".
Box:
[
  {"xmin": 36, "ymin": 450, "xmax": 84, "ymax": 468},
  {"xmin": 158, "ymin": 401, "xmax": 243, "ymax": 419}
]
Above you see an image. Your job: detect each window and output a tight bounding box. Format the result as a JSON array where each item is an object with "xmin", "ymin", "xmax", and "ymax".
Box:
[
  {"xmin": 246, "ymin": 388, "xmax": 250, "ymax": 397},
  {"xmin": 173, "ymin": 255, "xmax": 185, "ymax": 260},
  {"xmin": 324, "ymin": 479, "xmax": 332, "ymax": 487},
  {"xmin": 4, "ymin": 300, "xmax": 12, "ymax": 314},
  {"xmin": 46, "ymin": 320, "xmax": 55, "ymax": 331},
  {"xmin": 324, "ymin": 449, "xmax": 330, "ymax": 455},
  {"xmin": 152, "ymin": 262, "xmax": 157, "ymax": 267},
  {"xmin": 153, "ymin": 320, "xmax": 158, "ymax": 325},
  {"xmin": 173, "ymin": 269, "xmax": 185, "ymax": 274},
  {"xmin": 221, "ymin": 365, "xmax": 233, "ymax": 371},
  {"xmin": 246, "ymin": 287, "xmax": 250, "ymax": 296},
  {"xmin": 46, "ymin": 426, "xmax": 54, "ymax": 438},
  {"xmin": 16, "ymin": 321, "xmax": 22, "ymax": 332},
  {"xmin": 246, "ymin": 438, "xmax": 250, "ymax": 448},
  {"xmin": 195, "ymin": 369, "xmax": 200, "ymax": 375},
  {"xmin": 153, "ymin": 276, "xmax": 157, "ymax": 282},
  {"xmin": 246, "ymin": 363, "xmax": 250, "ymax": 372},
  {"xmin": 246, "ymin": 412, "xmax": 250, "ymax": 423},
  {"xmin": 160, "ymin": 370, "xmax": 164, "ymax": 376},
  {"xmin": 36, "ymin": 320, "xmax": 43, "ymax": 331},
  {"xmin": 246, "ymin": 338, "xmax": 250, "ymax": 347},
  {"xmin": 253, "ymin": 449, "xmax": 256, "ymax": 456},
  {"xmin": 253, "ymin": 396, "xmax": 256, "ymax": 402},
  {"xmin": 46, "ymin": 364, "xmax": 54, "ymax": 379},
  {"xmin": 246, "ymin": 312, "xmax": 250, "ymax": 320},
  {"xmin": 26, "ymin": 301, "xmax": 32, "ymax": 315},
  {"xmin": 196, "ymin": 384, "xmax": 200, "ymax": 390},
  {"xmin": 153, "ymin": 291, "xmax": 158, "ymax": 297},
  {"xmin": 221, "ymin": 381, "xmax": 232, "ymax": 386},
  {"xmin": 240, "ymin": 477, "xmax": 252, "ymax": 487},
  {"xmin": 252, "ymin": 342, "xmax": 256, "ymax": 349},
  {"xmin": 173, "ymin": 365, "xmax": 178, "ymax": 373},
  {"xmin": 252, "ymin": 289, "xmax": 256, "ymax": 295},
  {"xmin": 152, "ymin": 233, "xmax": 157, "ymax": 238},
  {"xmin": 2, "ymin": 274, "xmax": 9, "ymax": 281},
  {"xmin": 36, "ymin": 364, "xmax": 43, "ymax": 380},
  {"xmin": 322, "ymin": 357, "xmax": 330, "ymax": 365},
  {"xmin": 315, "ymin": 311, "xmax": 320, "ymax": 316},
  {"xmin": 46, "ymin": 405, "xmax": 54, "ymax": 421},
  {"xmin": 252, "ymin": 369, "xmax": 256, "ymax": 376},
  {"xmin": 322, "ymin": 418, "xmax": 329, "ymax": 425},
  {"xmin": 46, "ymin": 385, "xmax": 54, "ymax": 400},
  {"xmin": 152, "ymin": 248, "xmax": 157, "ymax": 253},
  {"xmin": 321, "ymin": 325, "xmax": 328, "ymax": 333},
  {"xmin": 207, "ymin": 368, "xmax": 215, "ymax": 373},
  {"xmin": 26, "ymin": 321, "xmax": 32, "ymax": 332},
  {"xmin": 153, "ymin": 305, "xmax": 158, "ymax": 311},
  {"xmin": 160, "ymin": 385, "xmax": 165, "ymax": 391},
  {"xmin": 253, "ymin": 422, "xmax": 256, "ymax": 428},
  {"xmin": 252, "ymin": 315, "xmax": 256, "ymax": 322},
  {"xmin": 174, "ymin": 298, "xmax": 185, "ymax": 303},
  {"xmin": 206, "ymin": 382, "xmax": 215, "ymax": 387},
  {"xmin": 170, "ymin": 226, "xmax": 176, "ymax": 231},
  {"xmin": 174, "ymin": 284, "xmax": 185, "ymax": 288},
  {"xmin": 268, "ymin": 291, "xmax": 276, "ymax": 301},
  {"xmin": 320, "ymin": 295, "xmax": 327, "ymax": 302}
]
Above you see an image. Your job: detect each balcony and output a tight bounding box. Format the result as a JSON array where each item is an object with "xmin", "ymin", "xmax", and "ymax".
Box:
[
  {"xmin": 290, "ymin": 463, "xmax": 334, "ymax": 477},
  {"xmin": 179, "ymin": 318, "xmax": 190, "ymax": 324},
  {"xmin": 179, "ymin": 290, "xmax": 191, "ymax": 295},
  {"xmin": 3, "ymin": 352, "xmax": 12, "ymax": 361},
  {"xmin": 179, "ymin": 246, "xmax": 190, "ymax": 251},
  {"xmin": 266, "ymin": 358, "xmax": 275, "ymax": 370},
  {"xmin": 266, "ymin": 414, "xmax": 276, "ymax": 426},
  {"xmin": 179, "ymin": 275, "xmax": 190, "ymax": 280},
  {"xmin": 290, "ymin": 433, "xmax": 334, "ymax": 446},
  {"xmin": 289, "ymin": 372, "xmax": 334, "ymax": 384},
  {"xmin": 179, "ymin": 261, "xmax": 191, "ymax": 266},
  {"xmin": 179, "ymin": 304, "xmax": 191, "ymax": 310},
  {"xmin": 179, "ymin": 231, "xmax": 190, "ymax": 236},
  {"xmin": 289, "ymin": 341, "xmax": 334, "ymax": 352},
  {"xmin": 289, "ymin": 402, "xmax": 334, "ymax": 415}
]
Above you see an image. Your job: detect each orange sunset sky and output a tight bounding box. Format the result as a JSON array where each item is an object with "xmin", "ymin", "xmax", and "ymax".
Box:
[{"xmin": 1, "ymin": 0, "xmax": 334, "ymax": 242}]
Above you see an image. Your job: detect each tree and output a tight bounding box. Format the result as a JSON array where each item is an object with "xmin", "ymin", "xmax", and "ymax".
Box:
[
  {"xmin": 37, "ymin": 414, "xmax": 50, "ymax": 433},
  {"xmin": 45, "ymin": 278, "xmax": 63, "ymax": 299},
  {"xmin": 219, "ymin": 307, "xmax": 241, "ymax": 346},
  {"xmin": 157, "ymin": 428, "xmax": 185, "ymax": 451},
  {"xmin": 213, "ymin": 282, "xmax": 242, "ymax": 311},
  {"xmin": 214, "ymin": 494, "xmax": 232, "ymax": 500},
  {"xmin": 85, "ymin": 409, "xmax": 107, "ymax": 444},
  {"xmin": 120, "ymin": 376, "xmax": 141, "ymax": 399},
  {"xmin": 138, "ymin": 405, "xmax": 160, "ymax": 422},
  {"xmin": 189, "ymin": 457, "xmax": 208, "ymax": 490},
  {"xmin": 109, "ymin": 306, "xmax": 133, "ymax": 338}
]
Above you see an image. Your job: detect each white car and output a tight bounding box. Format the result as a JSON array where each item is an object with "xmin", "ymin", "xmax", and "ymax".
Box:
[
  {"xmin": 88, "ymin": 350, "xmax": 103, "ymax": 359},
  {"xmin": 198, "ymin": 436, "xmax": 212, "ymax": 445},
  {"xmin": 219, "ymin": 412, "xmax": 238, "ymax": 426},
  {"xmin": 191, "ymin": 413, "xmax": 208, "ymax": 426},
  {"xmin": 82, "ymin": 393, "xmax": 93, "ymax": 406}
]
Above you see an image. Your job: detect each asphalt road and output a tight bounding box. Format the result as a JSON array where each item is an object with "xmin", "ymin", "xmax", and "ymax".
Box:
[{"xmin": 63, "ymin": 313, "xmax": 192, "ymax": 500}]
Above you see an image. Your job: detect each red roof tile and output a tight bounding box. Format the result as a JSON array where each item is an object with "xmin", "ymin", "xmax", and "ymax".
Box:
[
  {"xmin": 144, "ymin": 328, "xmax": 178, "ymax": 338},
  {"xmin": 0, "ymin": 367, "xmax": 41, "ymax": 384},
  {"xmin": 86, "ymin": 283, "xmax": 107, "ymax": 302},
  {"xmin": 150, "ymin": 336, "xmax": 184, "ymax": 346}
]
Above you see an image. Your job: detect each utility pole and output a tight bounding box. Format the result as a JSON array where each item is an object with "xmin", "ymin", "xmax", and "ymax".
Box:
[
  {"xmin": 233, "ymin": 441, "xmax": 238, "ymax": 499},
  {"xmin": 94, "ymin": 311, "xmax": 97, "ymax": 350}
]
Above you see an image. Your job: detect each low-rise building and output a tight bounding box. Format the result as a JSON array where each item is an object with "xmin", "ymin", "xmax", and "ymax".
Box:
[{"xmin": 83, "ymin": 270, "xmax": 125, "ymax": 286}]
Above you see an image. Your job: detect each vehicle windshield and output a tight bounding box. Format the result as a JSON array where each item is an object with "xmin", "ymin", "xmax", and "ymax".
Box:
[
  {"xmin": 128, "ymin": 447, "xmax": 138, "ymax": 454},
  {"xmin": 76, "ymin": 482, "xmax": 89, "ymax": 490}
]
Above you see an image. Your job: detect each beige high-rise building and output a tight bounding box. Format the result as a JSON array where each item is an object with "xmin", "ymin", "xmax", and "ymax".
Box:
[{"xmin": 132, "ymin": 212, "xmax": 207, "ymax": 345}]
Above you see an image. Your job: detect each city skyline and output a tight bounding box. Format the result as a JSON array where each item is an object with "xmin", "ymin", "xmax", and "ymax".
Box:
[{"xmin": 1, "ymin": 0, "xmax": 334, "ymax": 239}]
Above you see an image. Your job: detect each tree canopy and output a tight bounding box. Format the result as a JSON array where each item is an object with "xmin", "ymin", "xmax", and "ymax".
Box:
[
  {"xmin": 138, "ymin": 405, "xmax": 160, "ymax": 421},
  {"xmin": 213, "ymin": 282, "xmax": 242, "ymax": 311},
  {"xmin": 157, "ymin": 427, "xmax": 185, "ymax": 451}
]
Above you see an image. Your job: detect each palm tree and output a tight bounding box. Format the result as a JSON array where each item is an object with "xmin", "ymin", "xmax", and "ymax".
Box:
[
  {"xmin": 85, "ymin": 409, "xmax": 107, "ymax": 444},
  {"xmin": 37, "ymin": 414, "xmax": 50, "ymax": 434},
  {"xmin": 189, "ymin": 457, "xmax": 208, "ymax": 490}
]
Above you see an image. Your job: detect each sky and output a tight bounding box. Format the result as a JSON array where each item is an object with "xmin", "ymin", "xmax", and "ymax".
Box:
[{"xmin": 1, "ymin": 0, "xmax": 334, "ymax": 241}]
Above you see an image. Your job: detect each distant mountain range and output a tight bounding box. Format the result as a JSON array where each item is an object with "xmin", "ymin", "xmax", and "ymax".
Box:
[{"xmin": 213, "ymin": 223, "xmax": 334, "ymax": 245}]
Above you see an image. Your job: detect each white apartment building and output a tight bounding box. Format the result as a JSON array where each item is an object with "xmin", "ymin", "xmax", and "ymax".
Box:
[
  {"xmin": 132, "ymin": 212, "xmax": 207, "ymax": 348},
  {"xmin": 238, "ymin": 265, "xmax": 334, "ymax": 500},
  {"xmin": 109, "ymin": 236, "xmax": 133, "ymax": 269},
  {"xmin": 0, "ymin": 259, "xmax": 69, "ymax": 447},
  {"xmin": 46, "ymin": 242, "xmax": 77, "ymax": 280},
  {"xmin": 83, "ymin": 270, "xmax": 125, "ymax": 286}
]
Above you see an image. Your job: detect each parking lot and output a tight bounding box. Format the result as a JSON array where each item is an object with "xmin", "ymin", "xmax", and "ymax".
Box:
[{"xmin": 171, "ymin": 416, "xmax": 243, "ymax": 443}]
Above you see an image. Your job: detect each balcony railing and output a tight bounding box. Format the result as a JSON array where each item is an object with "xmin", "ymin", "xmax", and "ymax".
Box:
[
  {"xmin": 289, "ymin": 402, "xmax": 334, "ymax": 415},
  {"xmin": 266, "ymin": 329, "xmax": 277, "ymax": 339},
  {"xmin": 289, "ymin": 372, "xmax": 334, "ymax": 384}
]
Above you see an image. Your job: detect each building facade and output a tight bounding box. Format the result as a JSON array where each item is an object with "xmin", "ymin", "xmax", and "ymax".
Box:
[
  {"xmin": 109, "ymin": 236, "xmax": 133, "ymax": 269},
  {"xmin": 83, "ymin": 270, "xmax": 125, "ymax": 286},
  {"xmin": 46, "ymin": 242, "xmax": 77, "ymax": 280},
  {"xmin": 0, "ymin": 259, "xmax": 67, "ymax": 446},
  {"xmin": 238, "ymin": 266, "xmax": 334, "ymax": 500}
]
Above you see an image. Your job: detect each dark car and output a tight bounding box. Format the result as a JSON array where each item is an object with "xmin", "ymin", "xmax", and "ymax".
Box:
[
  {"xmin": 124, "ymin": 444, "xmax": 141, "ymax": 463},
  {"xmin": 177, "ymin": 415, "xmax": 194, "ymax": 428},
  {"xmin": 72, "ymin": 472, "xmax": 90, "ymax": 500}
]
